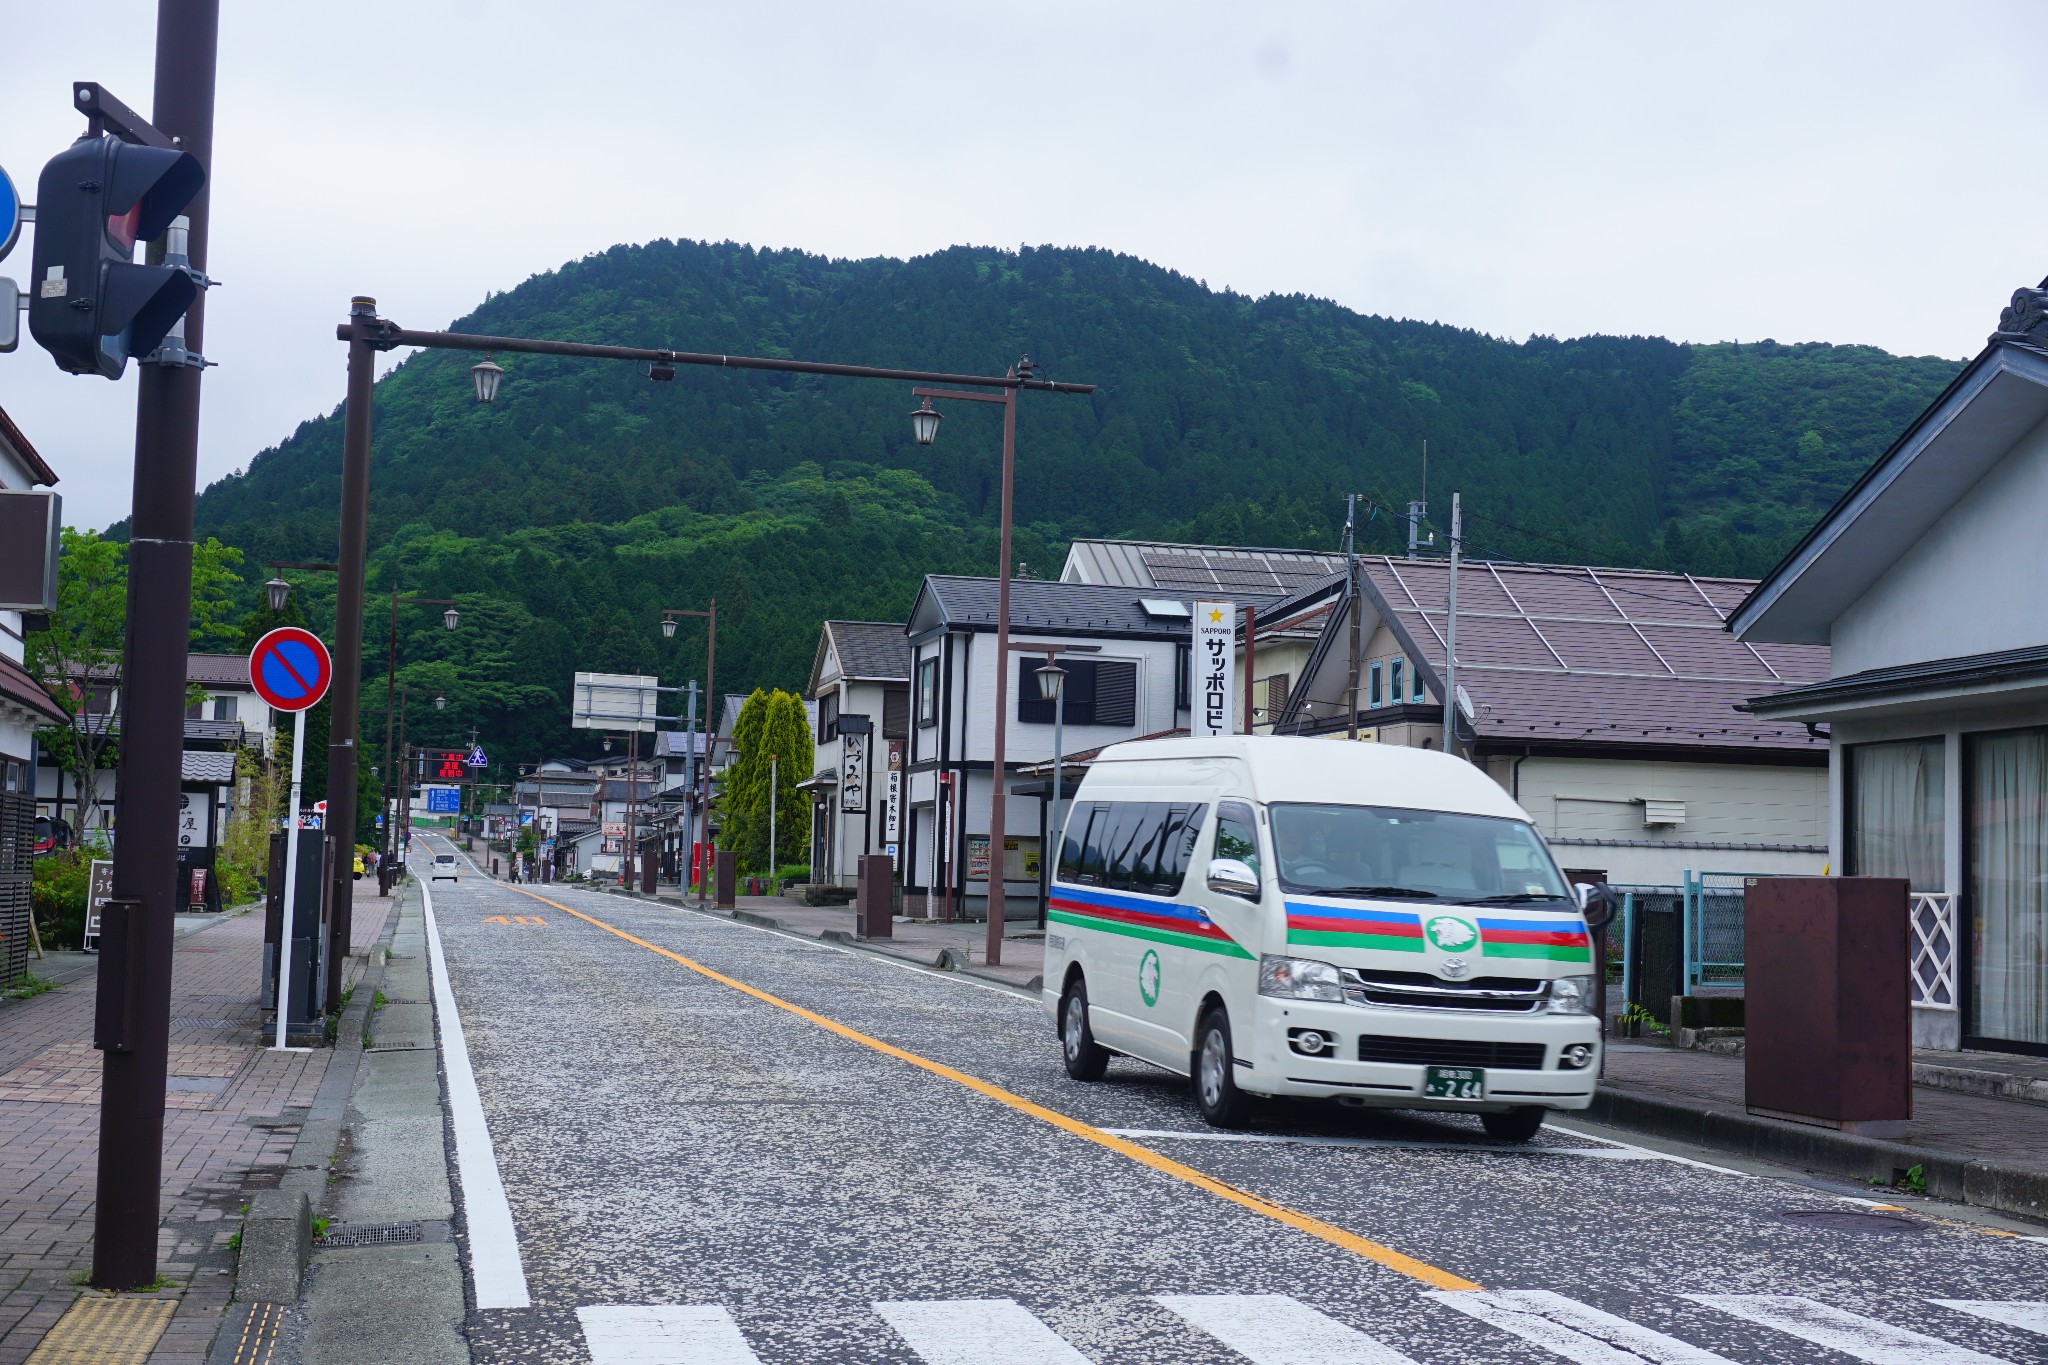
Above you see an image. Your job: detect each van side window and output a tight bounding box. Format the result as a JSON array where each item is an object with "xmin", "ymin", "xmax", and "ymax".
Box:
[
  {"xmin": 1102, "ymin": 804, "xmax": 1152, "ymax": 891},
  {"xmin": 1058, "ymin": 801, "xmax": 1212, "ymax": 896},
  {"xmin": 1214, "ymin": 801, "xmax": 1262, "ymax": 891},
  {"xmin": 1133, "ymin": 803, "xmax": 1210, "ymax": 896},
  {"xmin": 1056, "ymin": 803, "xmax": 1098, "ymax": 884}
]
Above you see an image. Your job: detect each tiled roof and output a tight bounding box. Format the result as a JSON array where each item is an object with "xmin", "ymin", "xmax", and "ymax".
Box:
[
  {"xmin": 1064, "ymin": 538, "xmax": 1346, "ymax": 597},
  {"xmin": 0, "ymin": 654, "xmax": 65, "ymax": 726},
  {"xmin": 1357, "ymin": 557, "xmax": 1830, "ymax": 753},
  {"xmin": 186, "ymin": 653, "xmax": 254, "ymax": 687},
  {"xmin": 0, "ymin": 404, "xmax": 59, "ymax": 486},
  {"xmin": 824, "ymin": 620, "xmax": 911, "ymax": 681},
  {"xmin": 182, "ymin": 751, "xmax": 237, "ymax": 784},
  {"xmin": 916, "ymin": 576, "xmax": 1202, "ymax": 639}
]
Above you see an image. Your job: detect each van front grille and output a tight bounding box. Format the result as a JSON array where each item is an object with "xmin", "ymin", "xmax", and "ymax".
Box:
[
  {"xmin": 1356, "ymin": 1035, "xmax": 1548, "ymax": 1070},
  {"xmin": 1341, "ymin": 967, "xmax": 1546, "ymax": 1013}
]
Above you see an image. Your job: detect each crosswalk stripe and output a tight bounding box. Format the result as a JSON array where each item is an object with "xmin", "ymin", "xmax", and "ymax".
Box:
[
  {"xmin": 874, "ymin": 1298, "xmax": 1092, "ymax": 1364},
  {"xmin": 1154, "ymin": 1293, "xmax": 1421, "ymax": 1364},
  {"xmin": 1686, "ymin": 1294, "xmax": 2013, "ymax": 1364},
  {"xmin": 576, "ymin": 1305, "xmax": 763, "ymax": 1365},
  {"xmin": 1426, "ymin": 1290, "xmax": 1736, "ymax": 1364},
  {"xmin": 1931, "ymin": 1301, "xmax": 2048, "ymax": 1338}
]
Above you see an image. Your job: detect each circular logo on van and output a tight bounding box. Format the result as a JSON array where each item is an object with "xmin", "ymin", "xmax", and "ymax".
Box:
[
  {"xmin": 1138, "ymin": 950, "xmax": 1162, "ymax": 1007},
  {"xmin": 1425, "ymin": 916, "xmax": 1479, "ymax": 952}
]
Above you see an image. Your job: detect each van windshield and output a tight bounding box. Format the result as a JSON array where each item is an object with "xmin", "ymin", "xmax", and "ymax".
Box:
[{"xmin": 1268, "ymin": 803, "xmax": 1571, "ymax": 907}]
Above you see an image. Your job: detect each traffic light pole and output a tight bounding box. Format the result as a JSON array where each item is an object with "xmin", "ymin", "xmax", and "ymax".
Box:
[{"xmin": 92, "ymin": 0, "xmax": 219, "ymax": 1291}]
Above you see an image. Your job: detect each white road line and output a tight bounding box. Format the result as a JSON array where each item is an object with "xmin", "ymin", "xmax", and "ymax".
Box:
[
  {"xmin": 577, "ymin": 1305, "xmax": 763, "ymax": 1364},
  {"xmin": 1931, "ymin": 1301, "xmax": 2048, "ymax": 1338},
  {"xmin": 1687, "ymin": 1295, "xmax": 2012, "ymax": 1364},
  {"xmin": 874, "ymin": 1298, "xmax": 1091, "ymax": 1364},
  {"xmin": 1106, "ymin": 1128, "xmax": 1662, "ymax": 1158},
  {"xmin": 1155, "ymin": 1293, "xmax": 1420, "ymax": 1364},
  {"xmin": 420, "ymin": 876, "xmax": 531, "ymax": 1310},
  {"xmin": 1545, "ymin": 1123, "xmax": 1755, "ymax": 1179},
  {"xmin": 1428, "ymin": 1290, "xmax": 1737, "ymax": 1364}
]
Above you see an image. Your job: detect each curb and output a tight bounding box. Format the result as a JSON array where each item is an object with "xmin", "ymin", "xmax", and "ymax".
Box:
[{"xmin": 1586, "ymin": 1086, "xmax": 2048, "ymax": 1225}]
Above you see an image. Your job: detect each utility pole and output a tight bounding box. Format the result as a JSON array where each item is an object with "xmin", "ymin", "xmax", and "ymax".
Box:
[
  {"xmin": 1442, "ymin": 491, "xmax": 1462, "ymax": 759},
  {"xmin": 1345, "ymin": 493, "xmax": 1361, "ymax": 740},
  {"xmin": 93, "ymin": 0, "xmax": 219, "ymax": 1291},
  {"xmin": 768, "ymin": 752, "xmax": 778, "ymax": 881}
]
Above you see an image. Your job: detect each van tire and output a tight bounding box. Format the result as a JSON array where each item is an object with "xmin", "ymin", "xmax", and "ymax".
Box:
[
  {"xmin": 1193, "ymin": 1008, "xmax": 1253, "ymax": 1129},
  {"xmin": 1060, "ymin": 979, "xmax": 1110, "ymax": 1081},
  {"xmin": 1481, "ymin": 1106, "xmax": 1545, "ymax": 1143}
]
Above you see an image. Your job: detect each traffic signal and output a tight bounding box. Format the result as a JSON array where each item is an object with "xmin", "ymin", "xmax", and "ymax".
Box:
[{"xmin": 27, "ymin": 134, "xmax": 203, "ymax": 378}]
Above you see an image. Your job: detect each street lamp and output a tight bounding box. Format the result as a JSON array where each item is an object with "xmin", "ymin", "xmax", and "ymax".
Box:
[
  {"xmin": 909, "ymin": 398, "xmax": 943, "ymax": 445},
  {"xmin": 265, "ymin": 576, "xmax": 290, "ymax": 612},
  {"xmin": 434, "ymin": 695, "xmax": 447, "ymax": 711},
  {"xmin": 603, "ymin": 735, "xmax": 612, "ymax": 752},
  {"xmin": 443, "ymin": 606, "xmax": 459, "ymax": 630},
  {"xmin": 471, "ymin": 355, "xmax": 504, "ymax": 403},
  {"xmin": 661, "ymin": 616, "xmax": 677, "ymax": 640},
  {"xmin": 1036, "ymin": 656, "xmax": 1068, "ymax": 929}
]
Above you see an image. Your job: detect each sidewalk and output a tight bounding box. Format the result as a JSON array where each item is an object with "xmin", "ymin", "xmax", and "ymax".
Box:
[
  {"xmin": 0, "ymin": 878, "xmax": 396, "ymax": 1365},
  {"xmin": 1593, "ymin": 1040, "xmax": 2048, "ymax": 1223}
]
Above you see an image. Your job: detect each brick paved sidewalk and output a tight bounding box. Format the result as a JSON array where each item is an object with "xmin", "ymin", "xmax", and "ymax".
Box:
[{"xmin": 0, "ymin": 879, "xmax": 397, "ymax": 1365}]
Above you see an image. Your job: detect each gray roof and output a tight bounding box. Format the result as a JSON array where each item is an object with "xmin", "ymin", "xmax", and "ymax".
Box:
[
  {"xmin": 824, "ymin": 620, "xmax": 911, "ymax": 682},
  {"xmin": 911, "ymin": 575, "xmax": 1206, "ymax": 641},
  {"xmin": 187, "ymin": 653, "xmax": 254, "ymax": 687},
  {"xmin": 654, "ymin": 730, "xmax": 710, "ymax": 758},
  {"xmin": 1063, "ymin": 538, "xmax": 1348, "ymax": 598},
  {"xmin": 182, "ymin": 751, "xmax": 237, "ymax": 784},
  {"xmin": 1286, "ymin": 557, "xmax": 1831, "ymax": 754}
]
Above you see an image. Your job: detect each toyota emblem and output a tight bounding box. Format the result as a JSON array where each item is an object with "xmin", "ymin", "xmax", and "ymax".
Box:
[{"xmin": 1439, "ymin": 956, "xmax": 1471, "ymax": 980}]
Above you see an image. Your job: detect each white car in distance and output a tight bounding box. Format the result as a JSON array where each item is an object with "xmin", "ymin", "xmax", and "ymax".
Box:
[{"xmin": 431, "ymin": 853, "xmax": 460, "ymax": 883}]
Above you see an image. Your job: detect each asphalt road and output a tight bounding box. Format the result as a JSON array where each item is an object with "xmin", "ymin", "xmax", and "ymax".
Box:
[{"xmin": 413, "ymin": 839, "xmax": 2048, "ymax": 1365}]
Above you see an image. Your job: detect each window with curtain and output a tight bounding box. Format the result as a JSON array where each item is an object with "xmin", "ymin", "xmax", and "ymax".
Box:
[
  {"xmin": 1848, "ymin": 738, "xmax": 1945, "ymax": 893},
  {"xmin": 1968, "ymin": 728, "xmax": 2048, "ymax": 1047}
]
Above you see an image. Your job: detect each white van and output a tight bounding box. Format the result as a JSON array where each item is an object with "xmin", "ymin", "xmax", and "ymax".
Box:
[{"xmin": 1042, "ymin": 736, "xmax": 1609, "ymax": 1140}]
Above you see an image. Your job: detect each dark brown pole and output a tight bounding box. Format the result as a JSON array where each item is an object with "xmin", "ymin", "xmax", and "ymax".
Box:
[
  {"xmin": 379, "ymin": 587, "xmax": 396, "ymax": 894},
  {"xmin": 1243, "ymin": 604, "xmax": 1257, "ymax": 735},
  {"xmin": 985, "ymin": 380, "xmax": 1018, "ymax": 967},
  {"xmin": 697, "ymin": 600, "xmax": 715, "ymax": 904},
  {"xmin": 93, "ymin": 0, "xmax": 218, "ymax": 1291},
  {"xmin": 323, "ymin": 298, "xmax": 377, "ymax": 1011}
]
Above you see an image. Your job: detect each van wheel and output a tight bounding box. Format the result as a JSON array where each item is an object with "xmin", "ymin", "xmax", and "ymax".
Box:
[
  {"xmin": 1060, "ymin": 979, "xmax": 1109, "ymax": 1081},
  {"xmin": 1481, "ymin": 1106, "xmax": 1546, "ymax": 1143},
  {"xmin": 1193, "ymin": 1008, "xmax": 1253, "ymax": 1129}
]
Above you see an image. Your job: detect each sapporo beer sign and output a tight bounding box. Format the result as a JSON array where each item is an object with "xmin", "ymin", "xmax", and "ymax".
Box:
[{"xmin": 1192, "ymin": 600, "xmax": 1236, "ymax": 738}]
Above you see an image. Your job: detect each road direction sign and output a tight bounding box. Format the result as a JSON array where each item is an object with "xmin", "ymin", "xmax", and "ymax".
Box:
[
  {"xmin": 248, "ymin": 627, "xmax": 332, "ymax": 712},
  {"xmin": 0, "ymin": 164, "xmax": 20, "ymax": 263}
]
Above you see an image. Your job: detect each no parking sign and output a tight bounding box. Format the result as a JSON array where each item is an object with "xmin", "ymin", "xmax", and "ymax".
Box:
[{"xmin": 248, "ymin": 627, "xmax": 332, "ymax": 711}]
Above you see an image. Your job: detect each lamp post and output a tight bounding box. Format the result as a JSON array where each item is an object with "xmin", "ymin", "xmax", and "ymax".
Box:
[
  {"xmin": 661, "ymin": 605, "xmax": 717, "ymax": 901},
  {"xmin": 913, "ymin": 359, "xmax": 1076, "ymax": 966},
  {"xmin": 327, "ymin": 300, "xmax": 1091, "ymax": 947},
  {"xmin": 1035, "ymin": 656, "xmax": 1067, "ymax": 930},
  {"xmin": 380, "ymin": 588, "xmax": 460, "ymax": 897}
]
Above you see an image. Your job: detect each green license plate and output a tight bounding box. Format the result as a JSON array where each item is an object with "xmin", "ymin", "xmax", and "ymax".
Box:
[{"xmin": 1424, "ymin": 1065, "xmax": 1486, "ymax": 1100}]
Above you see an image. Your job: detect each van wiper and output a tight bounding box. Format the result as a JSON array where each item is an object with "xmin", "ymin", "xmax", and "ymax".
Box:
[
  {"xmin": 1308, "ymin": 885, "xmax": 1440, "ymax": 900},
  {"xmin": 1463, "ymin": 893, "xmax": 1568, "ymax": 905}
]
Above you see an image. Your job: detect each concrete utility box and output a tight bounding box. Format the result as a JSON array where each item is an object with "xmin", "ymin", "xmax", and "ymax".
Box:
[
  {"xmin": 1745, "ymin": 876, "xmax": 1911, "ymax": 1137},
  {"xmin": 714, "ymin": 850, "xmax": 737, "ymax": 909},
  {"xmin": 857, "ymin": 855, "xmax": 894, "ymax": 939}
]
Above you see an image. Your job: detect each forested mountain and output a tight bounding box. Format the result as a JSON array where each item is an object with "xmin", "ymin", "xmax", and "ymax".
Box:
[{"xmin": 174, "ymin": 240, "xmax": 1962, "ymax": 762}]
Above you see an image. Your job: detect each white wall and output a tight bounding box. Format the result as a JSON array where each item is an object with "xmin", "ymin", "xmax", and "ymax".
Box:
[{"xmin": 1832, "ymin": 410, "xmax": 2048, "ymax": 675}]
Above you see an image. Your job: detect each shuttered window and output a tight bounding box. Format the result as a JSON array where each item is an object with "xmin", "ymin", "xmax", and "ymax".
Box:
[
  {"xmin": 1018, "ymin": 657, "xmax": 1139, "ymax": 729},
  {"xmin": 881, "ymin": 687, "xmax": 910, "ymax": 740}
]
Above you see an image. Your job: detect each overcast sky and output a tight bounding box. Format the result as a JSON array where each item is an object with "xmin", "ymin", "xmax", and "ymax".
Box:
[{"xmin": 3, "ymin": 1, "xmax": 2043, "ymax": 530}]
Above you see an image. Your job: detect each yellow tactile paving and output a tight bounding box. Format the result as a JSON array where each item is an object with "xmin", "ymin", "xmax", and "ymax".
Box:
[
  {"xmin": 228, "ymin": 1302, "xmax": 286, "ymax": 1363},
  {"xmin": 25, "ymin": 1295, "xmax": 175, "ymax": 1365}
]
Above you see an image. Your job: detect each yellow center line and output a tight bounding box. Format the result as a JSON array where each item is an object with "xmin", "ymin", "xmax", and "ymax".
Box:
[{"xmin": 504, "ymin": 885, "xmax": 1481, "ymax": 1292}]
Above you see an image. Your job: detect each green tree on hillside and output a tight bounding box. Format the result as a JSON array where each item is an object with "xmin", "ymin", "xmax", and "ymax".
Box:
[{"xmin": 716, "ymin": 689, "xmax": 813, "ymax": 874}]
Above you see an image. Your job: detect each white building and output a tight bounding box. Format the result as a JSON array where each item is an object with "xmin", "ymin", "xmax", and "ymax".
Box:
[
  {"xmin": 902, "ymin": 575, "xmax": 1203, "ymax": 922},
  {"xmin": 1063, "ymin": 538, "xmax": 1833, "ymax": 888},
  {"xmin": 804, "ymin": 620, "xmax": 911, "ymax": 887},
  {"xmin": 1734, "ymin": 281, "xmax": 2048, "ymax": 1056},
  {"xmin": 0, "ymin": 407, "xmax": 65, "ymax": 804}
]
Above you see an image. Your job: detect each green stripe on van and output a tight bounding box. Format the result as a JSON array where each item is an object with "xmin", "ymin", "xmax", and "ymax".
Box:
[
  {"xmin": 1286, "ymin": 928, "xmax": 1426, "ymax": 953},
  {"xmin": 1481, "ymin": 940, "xmax": 1593, "ymax": 963},
  {"xmin": 1049, "ymin": 909, "xmax": 1255, "ymax": 959}
]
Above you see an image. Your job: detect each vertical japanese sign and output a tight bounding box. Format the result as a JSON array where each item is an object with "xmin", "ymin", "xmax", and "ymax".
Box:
[
  {"xmin": 884, "ymin": 743, "xmax": 903, "ymax": 869},
  {"xmin": 176, "ymin": 790, "xmax": 212, "ymax": 847},
  {"xmin": 84, "ymin": 859, "xmax": 114, "ymax": 950},
  {"xmin": 842, "ymin": 729, "xmax": 869, "ymax": 814},
  {"xmin": 1192, "ymin": 600, "xmax": 1237, "ymax": 738}
]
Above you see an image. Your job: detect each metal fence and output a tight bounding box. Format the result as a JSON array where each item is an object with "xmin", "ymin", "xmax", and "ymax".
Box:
[
  {"xmin": 0, "ymin": 792, "xmax": 32, "ymax": 986},
  {"xmin": 1683, "ymin": 871, "xmax": 1755, "ymax": 989}
]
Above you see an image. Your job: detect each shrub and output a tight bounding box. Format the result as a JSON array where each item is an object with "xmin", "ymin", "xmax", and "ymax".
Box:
[
  {"xmin": 31, "ymin": 851, "xmax": 93, "ymax": 949},
  {"xmin": 777, "ymin": 864, "xmax": 811, "ymax": 884}
]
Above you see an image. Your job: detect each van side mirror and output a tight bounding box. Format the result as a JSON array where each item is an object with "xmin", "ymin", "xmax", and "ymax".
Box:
[
  {"xmin": 1206, "ymin": 857, "xmax": 1260, "ymax": 901},
  {"xmin": 1575, "ymin": 881, "xmax": 1619, "ymax": 930}
]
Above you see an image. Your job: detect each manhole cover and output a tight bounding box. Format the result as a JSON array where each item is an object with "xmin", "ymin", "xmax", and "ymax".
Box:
[
  {"xmin": 1776, "ymin": 1208, "xmax": 1923, "ymax": 1233},
  {"xmin": 320, "ymin": 1221, "xmax": 423, "ymax": 1248}
]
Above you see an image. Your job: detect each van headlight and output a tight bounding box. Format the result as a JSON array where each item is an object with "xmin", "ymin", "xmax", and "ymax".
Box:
[
  {"xmin": 1544, "ymin": 974, "xmax": 1598, "ymax": 1014},
  {"xmin": 1259, "ymin": 954, "xmax": 1344, "ymax": 1003}
]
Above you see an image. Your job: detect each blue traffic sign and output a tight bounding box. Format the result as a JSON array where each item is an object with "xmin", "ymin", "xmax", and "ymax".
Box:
[
  {"xmin": 426, "ymin": 787, "xmax": 460, "ymax": 814},
  {"xmin": 0, "ymin": 164, "xmax": 18, "ymax": 263},
  {"xmin": 248, "ymin": 627, "xmax": 333, "ymax": 713},
  {"xmin": 467, "ymin": 745, "xmax": 488, "ymax": 767}
]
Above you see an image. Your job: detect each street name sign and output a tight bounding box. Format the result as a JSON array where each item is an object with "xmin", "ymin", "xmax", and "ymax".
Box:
[{"xmin": 248, "ymin": 627, "xmax": 332, "ymax": 712}]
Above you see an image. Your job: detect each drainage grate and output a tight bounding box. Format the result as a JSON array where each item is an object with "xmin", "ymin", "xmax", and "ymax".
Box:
[
  {"xmin": 320, "ymin": 1221, "xmax": 423, "ymax": 1248},
  {"xmin": 169, "ymin": 1018, "xmax": 246, "ymax": 1029},
  {"xmin": 1776, "ymin": 1209, "xmax": 1923, "ymax": 1233}
]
